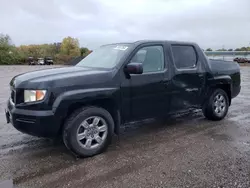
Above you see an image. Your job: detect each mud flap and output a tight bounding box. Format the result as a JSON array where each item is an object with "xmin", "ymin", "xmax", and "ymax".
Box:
[{"xmin": 5, "ymin": 110, "xmax": 10, "ymax": 124}]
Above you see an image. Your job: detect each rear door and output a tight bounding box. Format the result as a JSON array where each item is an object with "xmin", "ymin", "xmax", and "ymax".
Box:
[{"xmin": 169, "ymin": 44, "xmax": 206, "ymax": 112}]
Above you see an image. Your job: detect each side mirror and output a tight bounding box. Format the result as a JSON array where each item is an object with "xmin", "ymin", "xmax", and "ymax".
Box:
[{"xmin": 124, "ymin": 62, "xmax": 143, "ymax": 75}]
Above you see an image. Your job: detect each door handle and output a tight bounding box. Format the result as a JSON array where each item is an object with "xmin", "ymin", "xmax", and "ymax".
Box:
[
  {"xmin": 161, "ymin": 80, "xmax": 170, "ymax": 86},
  {"xmin": 198, "ymin": 74, "xmax": 204, "ymax": 81}
]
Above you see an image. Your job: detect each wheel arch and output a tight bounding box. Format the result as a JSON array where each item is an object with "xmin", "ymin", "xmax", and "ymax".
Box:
[
  {"xmin": 65, "ymin": 98, "xmax": 120, "ymax": 134},
  {"xmin": 54, "ymin": 89, "xmax": 121, "ymax": 135},
  {"xmin": 206, "ymin": 75, "xmax": 232, "ymax": 106}
]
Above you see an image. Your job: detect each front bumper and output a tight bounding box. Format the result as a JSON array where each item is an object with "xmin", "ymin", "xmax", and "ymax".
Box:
[{"xmin": 5, "ymin": 99, "xmax": 61, "ymax": 138}]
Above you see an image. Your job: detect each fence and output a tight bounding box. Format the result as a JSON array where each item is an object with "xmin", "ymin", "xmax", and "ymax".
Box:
[{"xmin": 205, "ymin": 51, "xmax": 250, "ymax": 61}]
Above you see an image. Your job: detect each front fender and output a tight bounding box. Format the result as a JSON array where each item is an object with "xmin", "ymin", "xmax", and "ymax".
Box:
[{"xmin": 52, "ymin": 88, "xmax": 119, "ymax": 118}]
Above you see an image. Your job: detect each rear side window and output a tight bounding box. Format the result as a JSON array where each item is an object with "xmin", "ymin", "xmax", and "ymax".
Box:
[{"xmin": 171, "ymin": 45, "xmax": 197, "ymax": 69}]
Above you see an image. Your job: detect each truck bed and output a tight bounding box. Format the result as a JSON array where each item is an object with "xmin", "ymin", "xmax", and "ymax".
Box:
[
  {"xmin": 208, "ymin": 59, "xmax": 240, "ymax": 75},
  {"xmin": 208, "ymin": 59, "xmax": 241, "ymax": 98}
]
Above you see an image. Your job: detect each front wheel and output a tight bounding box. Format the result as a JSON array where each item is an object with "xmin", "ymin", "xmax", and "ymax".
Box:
[
  {"xmin": 63, "ymin": 106, "xmax": 114, "ymax": 157},
  {"xmin": 203, "ymin": 88, "xmax": 229, "ymax": 121}
]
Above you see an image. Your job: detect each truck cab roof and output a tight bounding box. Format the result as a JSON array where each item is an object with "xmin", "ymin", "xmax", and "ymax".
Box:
[{"xmin": 103, "ymin": 40, "xmax": 198, "ymax": 47}]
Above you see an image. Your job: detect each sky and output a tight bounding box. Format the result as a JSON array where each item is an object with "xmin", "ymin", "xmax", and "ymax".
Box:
[{"xmin": 0, "ymin": 0, "xmax": 249, "ymax": 50}]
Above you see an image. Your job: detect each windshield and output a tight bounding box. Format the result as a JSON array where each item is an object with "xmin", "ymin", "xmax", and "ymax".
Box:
[{"xmin": 76, "ymin": 44, "xmax": 131, "ymax": 68}]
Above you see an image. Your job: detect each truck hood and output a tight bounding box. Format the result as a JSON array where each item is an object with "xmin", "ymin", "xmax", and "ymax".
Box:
[{"xmin": 10, "ymin": 66, "xmax": 113, "ymax": 89}]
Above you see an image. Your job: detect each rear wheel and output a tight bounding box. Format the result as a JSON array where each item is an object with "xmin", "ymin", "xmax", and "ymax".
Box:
[
  {"xmin": 63, "ymin": 106, "xmax": 114, "ymax": 157},
  {"xmin": 203, "ymin": 88, "xmax": 229, "ymax": 121}
]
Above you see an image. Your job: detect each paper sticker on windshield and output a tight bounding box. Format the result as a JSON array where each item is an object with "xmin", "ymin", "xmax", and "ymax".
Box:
[{"xmin": 114, "ymin": 46, "xmax": 128, "ymax": 51}]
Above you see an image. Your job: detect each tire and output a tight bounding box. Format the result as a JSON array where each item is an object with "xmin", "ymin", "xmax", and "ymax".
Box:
[
  {"xmin": 63, "ymin": 106, "xmax": 114, "ymax": 157},
  {"xmin": 202, "ymin": 88, "xmax": 229, "ymax": 121}
]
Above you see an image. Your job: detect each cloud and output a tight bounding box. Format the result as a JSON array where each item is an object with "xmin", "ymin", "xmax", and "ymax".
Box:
[{"xmin": 0, "ymin": 0, "xmax": 249, "ymax": 49}]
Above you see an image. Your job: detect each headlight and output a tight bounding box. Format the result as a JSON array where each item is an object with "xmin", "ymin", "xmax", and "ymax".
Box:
[{"xmin": 24, "ymin": 90, "xmax": 47, "ymax": 103}]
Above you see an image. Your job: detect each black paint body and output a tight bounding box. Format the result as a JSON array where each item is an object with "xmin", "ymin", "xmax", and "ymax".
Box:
[{"xmin": 6, "ymin": 41, "xmax": 241, "ymax": 137}]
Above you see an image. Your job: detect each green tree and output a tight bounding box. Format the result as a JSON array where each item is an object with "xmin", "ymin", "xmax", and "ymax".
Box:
[
  {"xmin": 235, "ymin": 47, "xmax": 250, "ymax": 51},
  {"xmin": 228, "ymin": 49, "xmax": 233, "ymax": 51},
  {"xmin": 80, "ymin": 47, "xmax": 89, "ymax": 56},
  {"xmin": 217, "ymin": 48, "xmax": 227, "ymax": 51},
  {"xmin": 0, "ymin": 34, "xmax": 12, "ymax": 46},
  {"xmin": 240, "ymin": 47, "xmax": 247, "ymax": 51},
  {"xmin": 0, "ymin": 34, "xmax": 21, "ymax": 64},
  {"xmin": 206, "ymin": 48, "xmax": 213, "ymax": 51},
  {"xmin": 17, "ymin": 43, "xmax": 58, "ymax": 62},
  {"xmin": 0, "ymin": 34, "xmax": 13, "ymax": 52},
  {"xmin": 60, "ymin": 37, "xmax": 80, "ymax": 56},
  {"xmin": 39, "ymin": 44, "xmax": 57, "ymax": 57}
]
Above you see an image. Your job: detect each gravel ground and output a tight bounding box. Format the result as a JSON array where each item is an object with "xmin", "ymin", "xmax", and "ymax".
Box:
[{"xmin": 0, "ymin": 65, "xmax": 250, "ymax": 188}]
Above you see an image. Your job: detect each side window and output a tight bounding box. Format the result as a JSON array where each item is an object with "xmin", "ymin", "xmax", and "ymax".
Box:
[
  {"xmin": 131, "ymin": 46, "xmax": 164, "ymax": 73},
  {"xmin": 171, "ymin": 45, "xmax": 197, "ymax": 69}
]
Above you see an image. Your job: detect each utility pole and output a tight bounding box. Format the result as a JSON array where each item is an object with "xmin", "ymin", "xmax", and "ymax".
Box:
[
  {"xmin": 247, "ymin": 42, "xmax": 250, "ymax": 60},
  {"xmin": 222, "ymin": 45, "xmax": 225, "ymax": 60}
]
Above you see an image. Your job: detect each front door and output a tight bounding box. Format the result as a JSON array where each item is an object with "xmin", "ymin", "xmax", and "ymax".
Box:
[{"xmin": 127, "ymin": 44, "xmax": 170, "ymax": 120}]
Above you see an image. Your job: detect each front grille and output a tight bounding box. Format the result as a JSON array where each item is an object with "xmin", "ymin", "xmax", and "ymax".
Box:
[
  {"xmin": 10, "ymin": 89, "xmax": 16, "ymax": 104},
  {"xmin": 15, "ymin": 89, "xmax": 24, "ymax": 104}
]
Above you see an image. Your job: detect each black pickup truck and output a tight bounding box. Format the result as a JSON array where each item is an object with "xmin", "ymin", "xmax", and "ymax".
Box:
[{"xmin": 6, "ymin": 40, "xmax": 241, "ymax": 157}]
